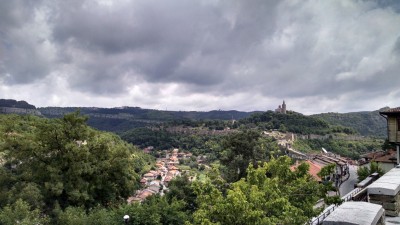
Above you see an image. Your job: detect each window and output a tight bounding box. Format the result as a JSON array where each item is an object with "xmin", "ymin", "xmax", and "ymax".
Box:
[{"xmin": 398, "ymin": 117, "xmax": 400, "ymax": 131}]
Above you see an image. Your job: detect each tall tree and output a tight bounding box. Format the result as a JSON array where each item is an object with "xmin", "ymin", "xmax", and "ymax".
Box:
[
  {"xmin": 2, "ymin": 112, "xmax": 144, "ymax": 210},
  {"xmin": 219, "ymin": 130, "xmax": 279, "ymax": 182},
  {"xmin": 191, "ymin": 156, "xmax": 325, "ymax": 225}
]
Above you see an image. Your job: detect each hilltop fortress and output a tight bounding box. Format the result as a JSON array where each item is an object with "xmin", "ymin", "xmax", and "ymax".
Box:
[{"xmin": 275, "ymin": 100, "xmax": 287, "ymax": 114}]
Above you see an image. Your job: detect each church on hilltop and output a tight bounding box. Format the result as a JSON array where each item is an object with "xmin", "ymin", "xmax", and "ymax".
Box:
[{"xmin": 275, "ymin": 100, "xmax": 287, "ymax": 114}]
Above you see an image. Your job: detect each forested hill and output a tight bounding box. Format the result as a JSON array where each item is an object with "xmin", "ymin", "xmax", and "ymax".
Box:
[
  {"xmin": 311, "ymin": 108, "xmax": 387, "ymax": 137},
  {"xmin": 0, "ymin": 99, "xmax": 41, "ymax": 116},
  {"xmin": 0, "ymin": 99, "xmax": 36, "ymax": 109},
  {"xmin": 1, "ymin": 99, "xmax": 388, "ymax": 137},
  {"xmin": 39, "ymin": 106, "xmax": 258, "ymax": 132},
  {"xmin": 238, "ymin": 110, "xmax": 357, "ymax": 135}
]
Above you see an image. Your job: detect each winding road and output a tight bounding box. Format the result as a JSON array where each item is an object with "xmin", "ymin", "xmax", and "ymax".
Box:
[{"xmin": 339, "ymin": 165, "xmax": 358, "ymax": 197}]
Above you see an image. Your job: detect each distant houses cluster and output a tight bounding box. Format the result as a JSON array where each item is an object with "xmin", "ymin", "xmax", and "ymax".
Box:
[{"xmin": 127, "ymin": 148, "xmax": 194, "ymax": 203}]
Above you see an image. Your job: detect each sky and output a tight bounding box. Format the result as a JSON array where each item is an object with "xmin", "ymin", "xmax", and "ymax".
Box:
[{"xmin": 1, "ymin": 0, "xmax": 400, "ymax": 114}]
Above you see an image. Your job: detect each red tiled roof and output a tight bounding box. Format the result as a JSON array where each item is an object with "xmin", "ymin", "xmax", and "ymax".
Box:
[
  {"xmin": 168, "ymin": 165, "xmax": 179, "ymax": 170},
  {"xmin": 291, "ymin": 160, "xmax": 322, "ymax": 181},
  {"xmin": 138, "ymin": 190, "xmax": 154, "ymax": 199},
  {"xmin": 372, "ymin": 149, "xmax": 397, "ymax": 163},
  {"xmin": 361, "ymin": 151, "xmax": 385, "ymax": 160},
  {"xmin": 144, "ymin": 173, "xmax": 156, "ymax": 177},
  {"xmin": 140, "ymin": 178, "xmax": 147, "ymax": 183}
]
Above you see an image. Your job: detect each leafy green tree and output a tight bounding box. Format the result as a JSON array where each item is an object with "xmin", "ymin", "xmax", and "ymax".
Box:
[
  {"xmin": 0, "ymin": 199, "xmax": 49, "ymax": 225},
  {"xmin": 165, "ymin": 175, "xmax": 197, "ymax": 212},
  {"xmin": 220, "ymin": 130, "xmax": 279, "ymax": 182},
  {"xmin": 357, "ymin": 161, "xmax": 384, "ymax": 181},
  {"xmin": 191, "ymin": 156, "xmax": 325, "ymax": 225},
  {"xmin": 317, "ymin": 163, "xmax": 336, "ymax": 181},
  {"xmin": 317, "ymin": 164, "xmax": 342, "ymax": 204},
  {"xmin": 2, "ymin": 112, "xmax": 147, "ymax": 210}
]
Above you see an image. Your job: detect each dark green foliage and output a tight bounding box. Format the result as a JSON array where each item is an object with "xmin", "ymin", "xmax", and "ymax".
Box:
[
  {"xmin": 191, "ymin": 157, "xmax": 325, "ymax": 225},
  {"xmin": 39, "ymin": 107, "xmax": 255, "ymax": 132},
  {"xmin": 382, "ymin": 138, "xmax": 396, "ymax": 150},
  {"xmin": 239, "ymin": 111, "xmax": 357, "ymax": 135},
  {"xmin": 0, "ymin": 112, "xmax": 335, "ymax": 224},
  {"xmin": 219, "ymin": 130, "xmax": 280, "ymax": 182},
  {"xmin": 0, "ymin": 113, "xmax": 152, "ymax": 212},
  {"xmin": 165, "ymin": 175, "xmax": 197, "ymax": 212},
  {"xmin": 0, "ymin": 199, "xmax": 50, "ymax": 225},
  {"xmin": 357, "ymin": 162, "xmax": 385, "ymax": 182},
  {"xmin": 317, "ymin": 163, "xmax": 336, "ymax": 180},
  {"xmin": 0, "ymin": 99, "xmax": 36, "ymax": 109},
  {"xmin": 120, "ymin": 127, "xmax": 223, "ymax": 156},
  {"xmin": 311, "ymin": 109, "xmax": 387, "ymax": 137},
  {"xmin": 293, "ymin": 138, "xmax": 383, "ymax": 159}
]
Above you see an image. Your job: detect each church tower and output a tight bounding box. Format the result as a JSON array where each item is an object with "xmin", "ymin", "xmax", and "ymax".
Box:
[{"xmin": 282, "ymin": 100, "xmax": 286, "ymax": 114}]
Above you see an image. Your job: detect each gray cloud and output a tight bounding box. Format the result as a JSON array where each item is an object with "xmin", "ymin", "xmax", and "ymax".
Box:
[{"xmin": 0, "ymin": 0, "xmax": 399, "ymax": 113}]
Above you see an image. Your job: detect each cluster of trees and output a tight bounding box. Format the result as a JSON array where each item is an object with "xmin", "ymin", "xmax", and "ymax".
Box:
[
  {"xmin": 0, "ymin": 158, "xmax": 327, "ymax": 225},
  {"xmin": 357, "ymin": 162, "xmax": 385, "ymax": 181},
  {"xmin": 239, "ymin": 111, "xmax": 357, "ymax": 135},
  {"xmin": 293, "ymin": 138, "xmax": 383, "ymax": 159},
  {"xmin": 219, "ymin": 130, "xmax": 281, "ymax": 182},
  {"xmin": 191, "ymin": 157, "xmax": 326, "ymax": 224},
  {"xmin": 0, "ymin": 113, "xmax": 153, "ymax": 224},
  {"xmin": 0, "ymin": 99, "xmax": 36, "ymax": 109},
  {"xmin": 311, "ymin": 110, "xmax": 387, "ymax": 137},
  {"xmin": 39, "ymin": 106, "xmax": 254, "ymax": 133},
  {"xmin": 0, "ymin": 113, "xmax": 331, "ymax": 224},
  {"xmin": 120, "ymin": 127, "xmax": 225, "ymax": 156}
]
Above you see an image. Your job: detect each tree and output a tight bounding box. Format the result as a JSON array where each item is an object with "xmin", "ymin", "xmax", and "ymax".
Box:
[
  {"xmin": 191, "ymin": 156, "xmax": 325, "ymax": 225},
  {"xmin": 317, "ymin": 163, "xmax": 342, "ymax": 204},
  {"xmin": 317, "ymin": 163, "xmax": 336, "ymax": 181},
  {"xmin": 382, "ymin": 139, "xmax": 396, "ymax": 151},
  {"xmin": 357, "ymin": 161, "xmax": 384, "ymax": 182},
  {"xmin": 2, "ymin": 112, "xmax": 146, "ymax": 210},
  {"xmin": 219, "ymin": 130, "xmax": 279, "ymax": 182},
  {"xmin": 0, "ymin": 199, "xmax": 49, "ymax": 225},
  {"xmin": 165, "ymin": 175, "xmax": 197, "ymax": 212}
]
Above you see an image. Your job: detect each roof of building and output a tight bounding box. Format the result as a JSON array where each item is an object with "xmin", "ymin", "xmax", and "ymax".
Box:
[
  {"xmin": 368, "ymin": 167, "xmax": 400, "ymax": 196},
  {"xmin": 164, "ymin": 176, "xmax": 173, "ymax": 182},
  {"xmin": 168, "ymin": 165, "xmax": 179, "ymax": 170},
  {"xmin": 361, "ymin": 149, "xmax": 397, "ymax": 163},
  {"xmin": 138, "ymin": 190, "xmax": 154, "ymax": 199},
  {"xmin": 322, "ymin": 202, "xmax": 384, "ymax": 225},
  {"xmin": 290, "ymin": 160, "xmax": 322, "ymax": 181},
  {"xmin": 143, "ymin": 173, "xmax": 156, "ymax": 177},
  {"xmin": 140, "ymin": 178, "xmax": 147, "ymax": 183},
  {"xmin": 380, "ymin": 107, "xmax": 400, "ymax": 115}
]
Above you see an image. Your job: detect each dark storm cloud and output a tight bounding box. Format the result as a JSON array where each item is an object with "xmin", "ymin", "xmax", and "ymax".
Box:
[
  {"xmin": 1, "ymin": 0, "xmax": 400, "ymax": 112},
  {"xmin": 0, "ymin": 0, "xmax": 53, "ymax": 84},
  {"xmin": 48, "ymin": 0, "xmax": 280, "ymax": 94}
]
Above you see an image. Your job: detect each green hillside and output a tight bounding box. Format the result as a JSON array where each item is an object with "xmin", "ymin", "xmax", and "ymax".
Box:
[
  {"xmin": 0, "ymin": 99, "xmax": 36, "ymax": 109},
  {"xmin": 238, "ymin": 110, "xmax": 357, "ymax": 135},
  {"xmin": 39, "ymin": 106, "xmax": 257, "ymax": 132},
  {"xmin": 311, "ymin": 109, "xmax": 387, "ymax": 137}
]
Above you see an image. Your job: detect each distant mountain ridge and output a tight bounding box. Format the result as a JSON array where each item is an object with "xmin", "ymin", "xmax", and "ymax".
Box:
[
  {"xmin": 0, "ymin": 99, "xmax": 36, "ymax": 109},
  {"xmin": 0, "ymin": 99, "xmax": 388, "ymax": 136},
  {"xmin": 38, "ymin": 106, "xmax": 259, "ymax": 132}
]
